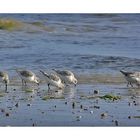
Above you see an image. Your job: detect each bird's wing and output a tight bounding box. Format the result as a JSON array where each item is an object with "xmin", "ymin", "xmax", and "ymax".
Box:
[
  {"xmin": 49, "ymin": 74, "xmax": 60, "ymax": 81},
  {"xmin": 20, "ymin": 70, "xmax": 34, "ymax": 77},
  {"xmin": 131, "ymin": 72, "xmax": 140, "ymax": 77},
  {"xmin": 56, "ymin": 70, "xmax": 72, "ymax": 76}
]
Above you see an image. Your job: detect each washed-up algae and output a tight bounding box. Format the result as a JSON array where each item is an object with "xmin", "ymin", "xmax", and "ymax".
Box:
[
  {"xmin": 100, "ymin": 94, "xmax": 121, "ymax": 101},
  {"xmin": 0, "ymin": 92, "xmax": 5, "ymax": 97},
  {"xmin": 80, "ymin": 94, "xmax": 121, "ymax": 101},
  {"xmin": 30, "ymin": 21, "xmax": 44, "ymax": 27},
  {"xmin": 133, "ymin": 116, "xmax": 140, "ymax": 119},
  {"xmin": 42, "ymin": 95, "xmax": 65, "ymax": 100},
  {"xmin": 0, "ymin": 19, "xmax": 23, "ymax": 31},
  {"xmin": 25, "ymin": 88, "xmax": 34, "ymax": 93},
  {"xmin": 29, "ymin": 21, "xmax": 55, "ymax": 32},
  {"xmin": 0, "ymin": 18, "xmax": 54, "ymax": 33}
]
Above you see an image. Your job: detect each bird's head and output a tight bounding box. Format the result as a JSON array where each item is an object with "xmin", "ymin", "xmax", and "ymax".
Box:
[
  {"xmin": 34, "ymin": 77, "xmax": 40, "ymax": 86},
  {"xmin": 73, "ymin": 78, "xmax": 78, "ymax": 86}
]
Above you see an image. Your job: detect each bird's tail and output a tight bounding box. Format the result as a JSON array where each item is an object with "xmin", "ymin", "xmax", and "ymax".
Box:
[
  {"xmin": 40, "ymin": 70, "xmax": 49, "ymax": 78},
  {"xmin": 52, "ymin": 69, "xmax": 57, "ymax": 72},
  {"xmin": 52, "ymin": 69, "xmax": 62, "ymax": 75},
  {"xmin": 15, "ymin": 68, "xmax": 21, "ymax": 76}
]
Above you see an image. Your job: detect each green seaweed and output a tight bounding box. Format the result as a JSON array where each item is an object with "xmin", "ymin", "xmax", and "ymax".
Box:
[
  {"xmin": 87, "ymin": 96, "xmax": 100, "ymax": 99},
  {"xmin": 42, "ymin": 95, "xmax": 65, "ymax": 100},
  {"xmin": 0, "ymin": 93, "xmax": 5, "ymax": 97},
  {"xmin": 30, "ymin": 21, "xmax": 54, "ymax": 32},
  {"xmin": 30, "ymin": 21, "xmax": 44, "ymax": 27},
  {"xmin": 80, "ymin": 94, "xmax": 121, "ymax": 101},
  {"xmin": 25, "ymin": 89, "xmax": 34, "ymax": 93},
  {"xmin": 100, "ymin": 94, "xmax": 121, "ymax": 101},
  {"xmin": 133, "ymin": 116, "xmax": 140, "ymax": 119},
  {"xmin": 0, "ymin": 19, "xmax": 22, "ymax": 31}
]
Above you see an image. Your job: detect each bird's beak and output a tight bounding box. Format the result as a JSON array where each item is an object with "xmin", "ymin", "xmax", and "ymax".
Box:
[{"xmin": 74, "ymin": 79, "xmax": 77, "ymax": 87}]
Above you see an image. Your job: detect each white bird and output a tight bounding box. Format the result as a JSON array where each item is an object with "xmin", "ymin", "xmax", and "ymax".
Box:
[
  {"xmin": 52, "ymin": 69, "xmax": 77, "ymax": 86},
  {"xmin": 120, "ymin": 70, "xmax": 140, "ymax": 87},
  {"xmin": 16, "ymin": 69, "xmax": 39, "ymax": 86},
  {"xmin": 40, "ymin": 70, "xmax": 65, "ymax": 90},
  {"xmin": 0, "ymin": 71, "xmax": 9, "ymax": 92}
]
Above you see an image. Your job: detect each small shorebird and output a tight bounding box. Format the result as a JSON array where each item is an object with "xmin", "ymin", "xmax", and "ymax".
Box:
[
  {"xmin": 52, "ymin": 69, "xmax": 77, "ymax": 86},
  {"xmin": 120, "ymin": 70, "xmax": 140, "ymax": 87},
  {"xmin": 40, "ymin": 70, "xmax": 65, "ymax": 90},
  {"xmin": 0, "ymin": 71, "xmax": 9, "ymax": 92},
  {"xmin": 16, "ymin": 69, "xmax": 39, "ymax": 86}
]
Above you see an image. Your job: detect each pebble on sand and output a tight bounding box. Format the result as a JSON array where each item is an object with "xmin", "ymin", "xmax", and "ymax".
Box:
[
  {"xmin": 5, "ymin": 113, "xmax": 10, "ymax": 117},
  {"xmin": 94, "ymin": 90, "xmax": 99, "ymax": 94},
  {"xmin": 90, "ymin": 111, "xmax": 94, "ymax": 114},
  {"xmin": 65, "ymin": 102, "xmax": 67, "ymax": 105},
  {"xmin": 76, "ymin": 116, "xmax": 82, "ymax": 121},
  {"xmin": 32, "ymin": 123, "xmax": 36, "ymax": 126},
  {"xmin": 101, "ymin": 113, "xmax": 108, "ymax": 118},
  {"xmin": 94, "ymin": 106, "xmax": 100, "ymax": 109},
  {"xmin": 1, "ymin": 109, "xmax": 5, "ymax": 113},
  {"xmin": 15, "ymin": 103, "xmax": 19, "ymax": 107},
  {"xmin": 128, "ymin": 102, "xmax": 132, "ymax": 106},
  {"xmin": 115, "ymin": 120, "xmax": 119, "ymax": 126},
  {"xmin": 27, "ymin": 104, "xmax": 31, "ymax": 106},
  {"xmin": 72, "ymin": 102, "xmax": 75, "ymax": 109}
]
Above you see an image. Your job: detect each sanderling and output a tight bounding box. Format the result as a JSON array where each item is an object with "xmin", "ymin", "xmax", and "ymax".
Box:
[
  {"xmin": 16, "ymin": 69, "xmax": 39, "ymax": 86},
  {"xmin": 40, "ymin": 70, "xmax": 65, "ymax": 90},
  {"xmin": 120, "ymin": 70, "xmax": 140, "ymax": 87},
  {"xmin": 52, "ymin": 69, "xmax": 77, "ymax": 86},
  {"xmin": 0, "ymin": 71, "xmax": 9, "ymax": 92}
]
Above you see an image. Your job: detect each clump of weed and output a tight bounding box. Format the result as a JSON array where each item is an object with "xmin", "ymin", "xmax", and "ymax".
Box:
[{"xmin": 0, "ymin": 19, "xmax": 22, "ymax": 31}]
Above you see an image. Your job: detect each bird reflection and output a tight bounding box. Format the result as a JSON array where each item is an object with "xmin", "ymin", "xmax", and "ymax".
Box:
[
  {"xmin": 64, "ymin": 86, "xmax": 76, "ymax": 99},
  {"xmin": 47, "ymin": 88, "xmax": 64, "ymax": 97},
  {"xmin": 128, "ymin": 87, "xmax": 140, "ymax": 96},
  {"xmin": 21, "ymin": 85, "xmax": 36, "ymax": 94}
]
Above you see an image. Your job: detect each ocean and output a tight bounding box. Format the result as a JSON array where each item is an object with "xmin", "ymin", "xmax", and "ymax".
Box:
[{"xmin": 0, "ymin": 14, "xmax": 140, "ymax": 75}]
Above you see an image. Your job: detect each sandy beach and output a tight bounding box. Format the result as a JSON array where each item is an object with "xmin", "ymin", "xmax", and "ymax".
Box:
[{"xmin": 0, "ymin": 74, "xmax": 140, "ymax": 126}]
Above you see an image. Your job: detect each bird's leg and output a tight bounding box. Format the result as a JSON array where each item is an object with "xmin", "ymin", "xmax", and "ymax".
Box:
[
  {"xmin": 36, "ymin": 82, "xmax": 39, "ymax": 86},
  {"xmin": 22, "ymin": 79, "xmax": 23, "ymax": 86},
  {"xmin": 5, "ymin": 82, "xmax": 8, "ymax": 93},
  {"xmin": 48, "ymin": 83, "xmax": 50, "ymax": 91},
  {"xmin": 22, "ymin": 79, "xmax": 27, "ymax": 87},
  {"xmin": 24, "ymin": 81, "xmax": 27, "ymax": 86},
  {"xmin": 137, "ymin": 83, "xmax": 140, "ymax": 88},
  {"xmin": 64, "ymin": 81, "xmax": 69, "ymax": 87},
  {"xmin": 36, "ymin": 82, "xmax": 40, "ymax": 92},
  {"xmin": 130, "ymin": 82, "xmax": 133, "ymax": 87},
  {"xmin": 127, "ymin": 82, "xmax": 129, "ymax": 87},
  {"xmin": 22, "ymin": 79, "xmax": 24, "ymax": 86}
]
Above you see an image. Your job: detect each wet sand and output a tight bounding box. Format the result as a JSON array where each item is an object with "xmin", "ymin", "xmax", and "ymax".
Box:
[
  {"xmin": 77, "ymin": 73, "xmax": 125, "ymax": 84},
  {"xmin": 0, "ymin": 74, "xmax": 140, "ymax": 126}
]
